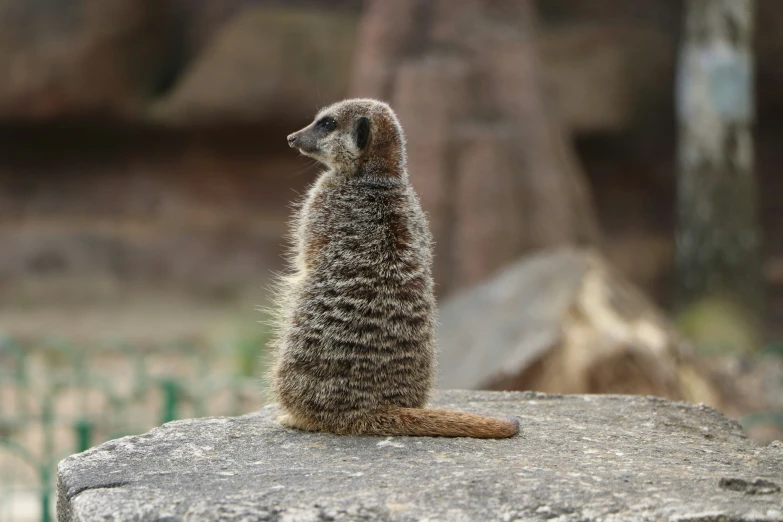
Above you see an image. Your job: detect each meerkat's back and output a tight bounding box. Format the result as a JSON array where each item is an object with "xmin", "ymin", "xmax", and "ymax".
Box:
[{"xmin": 271, "ymin": 98, "xmax": 518, "ymax": 439}]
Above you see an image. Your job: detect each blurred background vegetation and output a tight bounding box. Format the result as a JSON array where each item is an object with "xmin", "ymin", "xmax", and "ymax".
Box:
[{"xmin": 0, "ymin": 0, "xmax": 781, "ymax": 520}]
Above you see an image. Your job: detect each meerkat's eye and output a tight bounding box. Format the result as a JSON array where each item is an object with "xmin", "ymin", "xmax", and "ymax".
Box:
[{"xmin": 316, "ymin": 116, "xmax": 337, "ymax": 132}]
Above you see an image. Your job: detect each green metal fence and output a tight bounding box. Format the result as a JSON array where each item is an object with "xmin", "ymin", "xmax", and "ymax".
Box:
[{"xmin": 0, "ymin": 330, "xmax": 268, "ymax": 522}]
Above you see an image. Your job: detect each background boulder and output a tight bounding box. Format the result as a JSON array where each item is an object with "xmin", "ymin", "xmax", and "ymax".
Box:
[{"xmin": 437, "ymin": 248, "xmax": 716, "ymax": 402}]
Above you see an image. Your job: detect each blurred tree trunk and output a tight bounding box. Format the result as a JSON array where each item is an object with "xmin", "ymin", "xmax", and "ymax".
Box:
[
  {"xmin": 350, "ymin": 0, "xmax": 599, "ymax": 296},
  {"xmin": 675, "ymin": 0, "xmax": 763, "ymax": 352}
]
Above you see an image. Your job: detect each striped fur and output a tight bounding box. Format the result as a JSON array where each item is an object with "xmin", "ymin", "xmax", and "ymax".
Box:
[{"xmin": 271, "ymin": 99, "xmax": 518, "ymax": 439}]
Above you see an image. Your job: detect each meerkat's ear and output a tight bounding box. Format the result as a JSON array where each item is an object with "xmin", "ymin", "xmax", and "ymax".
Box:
[{"xmin": 355, "ymin": 117, "xmax": 370, "ymax": 150}]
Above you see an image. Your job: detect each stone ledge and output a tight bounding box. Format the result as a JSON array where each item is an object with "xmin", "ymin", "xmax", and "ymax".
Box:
[{"xmin": 57, "ymin": 390, "xmax": 783, "ymax": 521}]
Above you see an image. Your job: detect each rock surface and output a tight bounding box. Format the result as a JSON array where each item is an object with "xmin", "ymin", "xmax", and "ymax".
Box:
[{"xmin": 58, "ymin": 390, "xmax": 783, "ymax": 521}]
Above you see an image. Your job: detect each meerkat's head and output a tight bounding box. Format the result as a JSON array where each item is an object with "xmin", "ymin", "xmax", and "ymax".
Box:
[{"xmin": 287, "ymin": 98, "xmax": 406, "ymax": 175}]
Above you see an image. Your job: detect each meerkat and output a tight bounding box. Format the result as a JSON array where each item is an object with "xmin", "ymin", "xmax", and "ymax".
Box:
[{"xmin": 270, "ymin": 98, "xmax": 518, "ymax": 438}]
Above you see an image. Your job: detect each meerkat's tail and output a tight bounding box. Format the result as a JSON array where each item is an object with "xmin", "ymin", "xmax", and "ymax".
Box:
[{"xmin": 367, "ymin": 408, "xmax": 519, "ymax": 439}]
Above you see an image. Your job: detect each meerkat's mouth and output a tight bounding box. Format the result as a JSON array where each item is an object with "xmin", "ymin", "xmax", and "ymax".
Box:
[
  {"xmin": 293, "ymin": 144, "xmax": 319, "ymax": 156},
  {"xmin": 293, "ymin": 146, "xmax": 324, "ymax": 164}
]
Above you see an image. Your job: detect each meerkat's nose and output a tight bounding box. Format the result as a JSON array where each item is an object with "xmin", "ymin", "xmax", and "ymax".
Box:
[{"xmin": 287, "ymin": 133, "xmax": 298, "ymax": 147}]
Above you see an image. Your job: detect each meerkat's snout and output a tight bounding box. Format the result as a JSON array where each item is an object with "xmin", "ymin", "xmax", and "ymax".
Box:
[
  {"xmin": 286, "ymin": 124, "xmax": 322, "ymax": 158},
  {"xmin": 286, "ymin": 129, "xmax": 310, "ymax": 150}
]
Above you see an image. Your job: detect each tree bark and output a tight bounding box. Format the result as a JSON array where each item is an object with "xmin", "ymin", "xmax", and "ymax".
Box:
[
  {"xmin": 675, "ymin": 0, "xmax": 763, "ymax": 351},
  {"xmin": 350, "ymin": 0, "xmax": 600, "ymax": 295}
]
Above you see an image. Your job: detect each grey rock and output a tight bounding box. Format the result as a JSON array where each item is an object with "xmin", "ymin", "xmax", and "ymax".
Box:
[
  {"xmin": 436, "ymin": 249, "xmax": 712, "ymax": 403},
  {"xmin": 437, "ymin": 250, "xmax": 590, "ymax": 390},
  {"xmin": 58, "ymin": 390, "xmax": 783, "ymax": 522}
]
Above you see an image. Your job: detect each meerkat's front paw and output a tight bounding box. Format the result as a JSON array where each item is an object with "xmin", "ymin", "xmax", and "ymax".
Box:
[
  {"xmin": 277, "ymin": 414, "xmax": 318, "ymax": 432},
  {"xmin": 276, "ymin": 414, "xmax": 296, "ymax": 427}
]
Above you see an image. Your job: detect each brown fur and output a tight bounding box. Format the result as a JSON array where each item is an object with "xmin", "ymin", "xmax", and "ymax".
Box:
[{"xmin": 271, "ymin": 98, "xmax": 518, "ymax": 439}]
